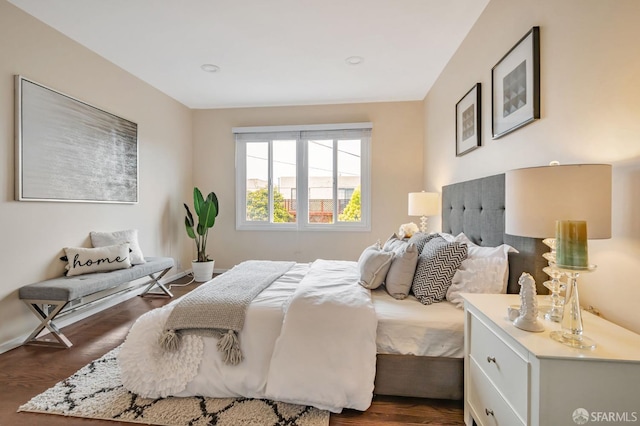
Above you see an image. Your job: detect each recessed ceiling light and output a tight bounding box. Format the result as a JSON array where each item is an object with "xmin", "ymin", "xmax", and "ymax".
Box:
[
  {"xmin": 201, "ymin": 64, "xmax": 220, "ymax": 73},
  {"xmin": 345, "ymin": 56, "xmax": 364, "ymax": 65}
]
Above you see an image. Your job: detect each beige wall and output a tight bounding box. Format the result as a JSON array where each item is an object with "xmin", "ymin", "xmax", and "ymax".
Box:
[
  {"xmin": 193, "ymin": 102, "xmax": 424, "ymax": 268},
  {"xmin": 0, "ymin": 1, "xmax": 193, "ymax": 349},
  {"xmin": 423, "ymin": 0, "xmax": 640, "ymax": 333}
]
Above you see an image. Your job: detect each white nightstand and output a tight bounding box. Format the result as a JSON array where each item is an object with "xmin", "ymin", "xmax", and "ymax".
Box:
[{"xmin": 463, "ymin": 293, "xmax": 640, "ymax": 426}]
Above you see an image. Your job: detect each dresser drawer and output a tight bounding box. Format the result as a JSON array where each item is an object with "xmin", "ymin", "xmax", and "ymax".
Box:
[
  {"xmin": 468, "ymin": 357, "xmax": 526, "ymax": 426},
  {"xmin": 469, "ymin": 313, "xmax": 528, "ymax": 419}
]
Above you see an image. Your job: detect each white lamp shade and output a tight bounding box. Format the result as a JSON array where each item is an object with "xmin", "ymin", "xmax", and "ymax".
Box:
[
  {"xmin": 505, "ymin": 164, "xmax": 612, "ymax": 239},
  {"xmin": 408, "ymin": 192, "xmax": 440, "ymax": 217}
]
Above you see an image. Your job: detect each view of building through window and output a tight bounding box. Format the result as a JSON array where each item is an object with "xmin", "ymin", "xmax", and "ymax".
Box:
[
  {"xmin": 235, "ymin": 124, "xmax": 370, "ymax": 230},
  {"xmin": 245, "ymin": 139, "xmax": 362, "ymax": 224},
  {"xmin": 245, "ymin": 140, "xmax": 298, "ymax": 223}
]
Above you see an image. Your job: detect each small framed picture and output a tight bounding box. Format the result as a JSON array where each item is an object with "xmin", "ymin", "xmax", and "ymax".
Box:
[
  {"xmin": 456, "ymin": 83, "xmax": 481, "ymax": 157},
  {"xmin": 492, "ymin": 26, "xmax": 540, "ymax": 139}
]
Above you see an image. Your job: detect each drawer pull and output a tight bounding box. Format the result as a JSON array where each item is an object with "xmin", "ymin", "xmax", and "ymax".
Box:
[
  {"xmin": 485, "ymin": 408, "xmax": 494, "ymax": 416},
  {"xmin": 487, "ymin": 356, "xmax": 496, "ymax": 363}
]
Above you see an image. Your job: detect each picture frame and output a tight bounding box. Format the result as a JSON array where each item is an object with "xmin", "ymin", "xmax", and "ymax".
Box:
[
  {"xmin": 456, "ymin": 83, "xmax": 481, "ymax": 156},
  {"xmin": 15, "ymin": 75, "xmax": 138, "ymax": 203},
  {"xmin": 491, "ymin": 26, "xmax": 540, "ymax": 139}
]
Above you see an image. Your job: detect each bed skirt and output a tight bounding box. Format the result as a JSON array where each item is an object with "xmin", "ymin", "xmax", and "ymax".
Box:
[{"xmin": 374, "ymin": 354, "xmax": 463, "ymax": 400}]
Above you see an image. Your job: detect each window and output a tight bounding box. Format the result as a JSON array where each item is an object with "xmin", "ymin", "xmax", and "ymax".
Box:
[{"xmin": 234, "ymin": 123, "xmax": 371, "ymax": 231}]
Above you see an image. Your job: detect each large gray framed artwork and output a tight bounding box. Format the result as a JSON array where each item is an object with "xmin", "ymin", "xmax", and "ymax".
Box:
[{"xmin": 15, "ymin": 76, "xmax": 138, "ymax": 203}]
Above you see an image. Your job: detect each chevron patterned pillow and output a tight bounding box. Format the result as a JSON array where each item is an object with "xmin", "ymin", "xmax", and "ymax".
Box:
[
  {"xmin": 412, "ymin": 237, "xmax": 467, "ymax": 305},
  {"xmin": 407, "ymin": 232, "xmax": 441, "ymax": 254}
]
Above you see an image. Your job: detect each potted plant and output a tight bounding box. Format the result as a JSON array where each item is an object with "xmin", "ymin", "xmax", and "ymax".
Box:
[{"xmin": 184, "ymin": 187, "xmax": 219, "ymax": 281}]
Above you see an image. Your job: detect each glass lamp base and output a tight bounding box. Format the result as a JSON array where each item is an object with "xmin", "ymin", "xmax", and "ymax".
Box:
[
  {"xmin": 419, "ymin": 216, "xmax": 428, "ymax": 233},
  {"xmin": 542, "ymin": 276, "xmax": 564, "ymax": 323},
  {"xmin": 550, "ymin": 330, "xmax": 596, "ymax": 349},
  {"xmin": 541, "ymin": 241, "xmax": 565, "ymax": 323},
  {"xmin": 544, "ymin": 308, "xmax": 563, "ymax": 323}
]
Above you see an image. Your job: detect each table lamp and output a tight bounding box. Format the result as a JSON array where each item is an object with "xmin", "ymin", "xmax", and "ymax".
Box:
[
  {"xmin": 408, "ymin": 191, "xmax": 440, "ymax": 233},
  {"xmin": 505, "ymin": 163, "xmax": 611, "ymax": 348}
]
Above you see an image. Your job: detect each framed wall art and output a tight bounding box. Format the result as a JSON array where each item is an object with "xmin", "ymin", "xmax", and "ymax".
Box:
[
  {"xmin": 491, "ymin": 26, "xmax": 540, "ymax": 139},
  {"xmin": 456, "ymin": 83, "xmax": 481, "ymax": 156},
  {"xmin": 15, "ymin": 76, "xmax": 138, "ymax": 203}
]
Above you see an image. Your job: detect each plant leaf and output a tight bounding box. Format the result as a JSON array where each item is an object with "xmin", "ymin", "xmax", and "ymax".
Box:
[
  {"xmin": 184, "ymin": 203, "xmax": 194, "ymax": 227},
  {"xmin": 184, "ymin": 217, "xmax": 196, "ymax": 239},
  {"xmin": 193, "ymin": 187, "xmax": 205, "ymax": 216},
  {"xmin": 201, "ymin": 200, "xmax": 217, "ymax": 228},
  {"xmin": 197, "ymin": 201, "xmax": 216, "ymax": 231},
  {"xmin": 206, "ymin": 192, "xmax": 219, "ymax": 217}
]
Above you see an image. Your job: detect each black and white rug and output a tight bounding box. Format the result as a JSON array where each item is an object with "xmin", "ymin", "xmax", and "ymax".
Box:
[{"xmin": 18, "ymin": 347, "xmax": 330, "ymax": 426}]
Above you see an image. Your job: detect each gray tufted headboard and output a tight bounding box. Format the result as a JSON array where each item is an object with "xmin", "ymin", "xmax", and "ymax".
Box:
[{"xmin": 441, "ymin": 173, "xmax": 548, "ymax": 294}]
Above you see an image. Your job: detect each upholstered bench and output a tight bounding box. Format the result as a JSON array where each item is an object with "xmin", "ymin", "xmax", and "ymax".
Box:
[{"xmin": 19, "ymin": 256, "xmax": 174, "ymax": 348}]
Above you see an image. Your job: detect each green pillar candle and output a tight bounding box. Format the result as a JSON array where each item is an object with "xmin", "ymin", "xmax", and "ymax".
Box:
[{"xmin": 555, "ymin": 220, "xmax": 589, "ymax": 268}]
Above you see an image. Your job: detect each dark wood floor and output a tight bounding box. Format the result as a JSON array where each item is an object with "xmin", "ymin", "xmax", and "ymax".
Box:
[{"xmin": 0, "ymin": 275, "xmax": 464, "ymax": 426}]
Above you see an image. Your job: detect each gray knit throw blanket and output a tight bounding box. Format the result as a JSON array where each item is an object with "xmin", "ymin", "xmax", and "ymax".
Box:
[{"xmin": 160, "ymin": 260, "xmax": 295, "ymax": 365}]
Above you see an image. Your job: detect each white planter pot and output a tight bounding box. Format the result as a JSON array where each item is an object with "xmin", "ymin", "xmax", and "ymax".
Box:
[{"xmin": 192, "ymin": 260, "xmax": 214, "ymax": 282}]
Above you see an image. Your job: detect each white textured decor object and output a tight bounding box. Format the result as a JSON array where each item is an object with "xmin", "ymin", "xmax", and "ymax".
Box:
[
  {"xmin": 513, "ymin": 272, "xmax": 545, "ymax": 332},
  {"xmin": 398, "ymin": 222, "xmax": 419, "ymax": 238}
]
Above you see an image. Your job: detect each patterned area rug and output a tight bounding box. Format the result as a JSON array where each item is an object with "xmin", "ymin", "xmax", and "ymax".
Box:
[{"xmin": 18, "ymin": 347, "xmax": 330, "ymax": 426}]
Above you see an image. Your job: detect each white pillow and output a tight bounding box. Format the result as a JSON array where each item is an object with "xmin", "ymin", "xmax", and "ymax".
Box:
[
  {"xmin": 357, "ymin": 244, "xmax": 394, "ymax": 290},
  {"xmin": 64, "ymin": 243, "xmax": 132, "ymax": 277},
  {"xmin": 454, "ymin": 232, "xmax": 518, "ymax": 258},
  {"xmin": 446, "ymin": 257, "xmax": 507, "ymax": 307},
  {"xmin": 454, "ymin": 233, "xmax": 518, "ymax": 293},
  {"xmin": 90, "ymin": 229, "xmax": 146, "ymax": 265}
]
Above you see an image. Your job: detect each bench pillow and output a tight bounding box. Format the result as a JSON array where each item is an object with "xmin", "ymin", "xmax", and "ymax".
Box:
[
  {"xmin": 90, "ymin": 229, "xmax": 146, "ymax": 265},
  {"xmin": 64, "ymin": 243, "xmax": 132, "ymax": 277}
]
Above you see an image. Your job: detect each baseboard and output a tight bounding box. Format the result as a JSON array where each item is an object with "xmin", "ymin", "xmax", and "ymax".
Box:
[
  {"xmin": 0, "ymin": 270, "xmax": 187, "ymax": 355},
  {"xmin": 0, "ymin": 335, "xmax": 26, "ymax": 356}
]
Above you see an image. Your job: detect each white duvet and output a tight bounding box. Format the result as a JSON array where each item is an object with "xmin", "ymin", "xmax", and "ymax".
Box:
[{"xmin": 118, "ymin": 260, "xmax": 377, "ymax": 413}]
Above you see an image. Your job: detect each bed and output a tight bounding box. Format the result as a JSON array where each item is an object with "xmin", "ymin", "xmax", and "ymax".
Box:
[
  {"xmin": 118, "ymin": 173, "xmax": 547, "ymax": 412},
  {"xmin": 374, "ymin": 173, "xmax": 547, "ymax": 400}
]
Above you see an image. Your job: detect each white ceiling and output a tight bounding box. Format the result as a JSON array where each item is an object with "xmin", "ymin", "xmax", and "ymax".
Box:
[{"xmin": 9, "ymin": 0, "xmax": 489, "ymax": 109}]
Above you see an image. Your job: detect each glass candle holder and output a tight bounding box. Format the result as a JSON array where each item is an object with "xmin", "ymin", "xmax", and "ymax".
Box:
[{"xmin": 549, "ymin": 265, "xmax": 597, "ymax": 349}]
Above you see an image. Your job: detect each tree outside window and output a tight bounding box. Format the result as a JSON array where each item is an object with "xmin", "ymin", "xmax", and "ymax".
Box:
[
  {"xmin": 338, "ymin": 186, "xmax": 361, "ymax": 222},
  {"xmin": 246, "ymin": 187, "xmax": 294, "ymax": 223}
]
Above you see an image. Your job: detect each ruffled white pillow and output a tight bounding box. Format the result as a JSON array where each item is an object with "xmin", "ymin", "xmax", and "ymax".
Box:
[
  {"xmin": 446, "ymin": 257, "xmax": 507, "ymax": 307},
  {"xmin": 454, "ymin": 232, "xmax": 518, "ymax": 293}
]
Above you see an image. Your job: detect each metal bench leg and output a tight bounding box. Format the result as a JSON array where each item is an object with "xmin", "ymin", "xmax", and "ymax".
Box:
[
  {"xmin": 23, "ymin": 300, "xmax": 73, "ymax": 348},
  {"xmin": 139, "ymin": 267, "xmax": 173, "ymax": 298}
]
